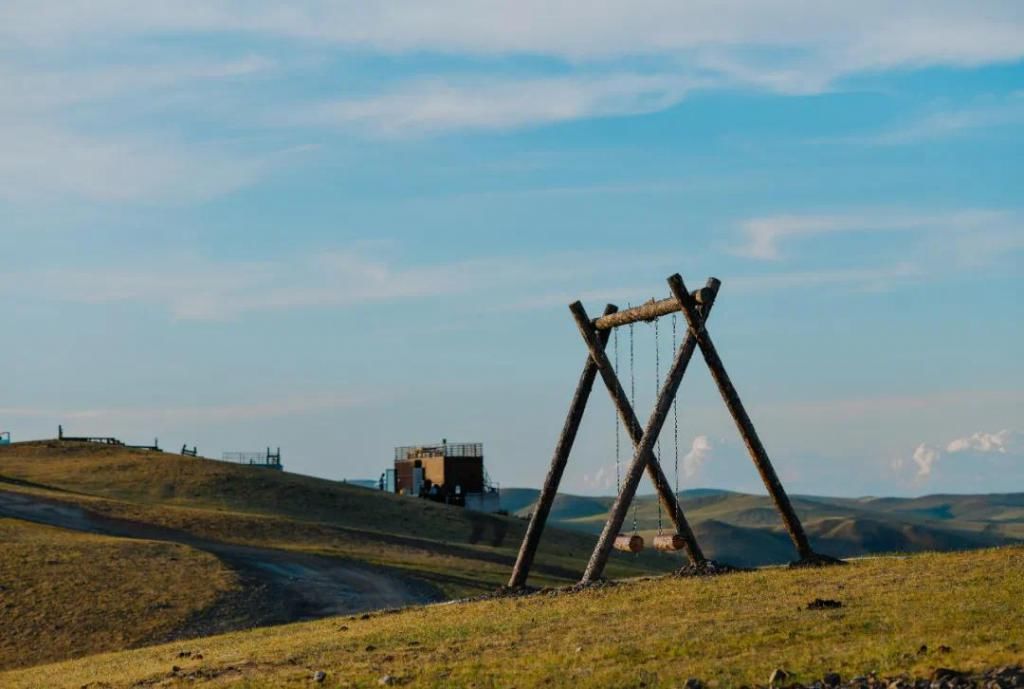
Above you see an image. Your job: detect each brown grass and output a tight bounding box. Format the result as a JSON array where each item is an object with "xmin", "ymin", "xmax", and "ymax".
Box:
[
  {"xmin": 0, "ymin": 441, "xmax": 678, "ymax": 597},
  {"xmin": 0, "ymin": 518, "xmax": 237, "ymax": 671},
  {"xmin": 2, "ymin": 547, "xmax": 1021, "ymax": 688}
]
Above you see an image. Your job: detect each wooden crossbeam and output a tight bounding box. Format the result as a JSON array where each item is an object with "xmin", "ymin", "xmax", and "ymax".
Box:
[{"xmin": 592, "ymin": 287, "xmax": 712, "ymax": 331}]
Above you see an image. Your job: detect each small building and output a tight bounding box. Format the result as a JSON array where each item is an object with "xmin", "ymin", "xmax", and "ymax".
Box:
[{"xmin": 391, "ymin": 440, "xmax": 500, "ymax": 512}]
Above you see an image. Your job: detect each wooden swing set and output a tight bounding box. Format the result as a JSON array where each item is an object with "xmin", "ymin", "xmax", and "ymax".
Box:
[{"xmin": 508, "ymin": 272, "xmax": 836, "ymax": 587}]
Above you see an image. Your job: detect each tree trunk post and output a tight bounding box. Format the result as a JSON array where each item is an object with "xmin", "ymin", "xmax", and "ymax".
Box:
[
  {"xmin": 667, "ymin": 273, "xmax": 814, "ymax": 560},
  {"xmin": 507, "ymin": 304, "xmax": 618, "ymax": 588}
]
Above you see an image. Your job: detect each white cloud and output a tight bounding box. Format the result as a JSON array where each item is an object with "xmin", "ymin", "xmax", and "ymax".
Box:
[
  {"xmin": 0, "ymin": 123, "xmax": 265, "ymax": 203},
  {"xmin": 0, "ymin": 2, "xmax": 1016, "ymax": 203},
  {"xmin": 0, "ymin": 393, "xmax": 368, "ymax": 425},
  {"xmin": 849, "ymin": 95, "xmax": 1024, "ymax": 146},
  {"xmin": 0, "ymin": 247, "xmax": 666, "ymax": 320},
  {"xmin": 3, "ymin": 2, "xmax": 1022, "ymax": 76},
  {"xmin": 906, "ymin": 429, "xmax": 1023, "ymax": 487},
  {"xmin": 912, "ymin": 443, "xmax": 942, "ymax": 478},
  {"xmin": 0, "ymin": 56, "xmax": 275, "ymax": 116},
  {"xmin": 946, "ymin": 429, "xmax": 1022, "ymax": 455},
  {"xmin": 1, "ymin": 2, "xmax": 1022, "ymax": 147},
  {"xmin": 0, "ymin": 55, "xmax": 277, "ymax": 203},
  {"xmin": 732, "ymin": 209, "xmax": 1021, "ymax": 261},
  {"xmin": 682, "ymin": 434, "xmax": 714, "ymax": 479},
  {"xmin": 581, "ymin": 464, "xmax": 616, "ymax": 492},
  {"xmin": 288, "ymin": 73, "xmax": 697, "ymax": 135}
]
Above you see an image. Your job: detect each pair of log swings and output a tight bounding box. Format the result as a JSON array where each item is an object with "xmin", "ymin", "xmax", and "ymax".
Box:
[
  {"xmin": 508, "ymin": 272, "xmax": 833, "ymax": 588},
  {"xmin": 608, "ymin": 301, "xmax": 688, "ymax": 555},
  {"xmin": 614, "ymin": 533, "xmax": 685, "ymax": 553}
]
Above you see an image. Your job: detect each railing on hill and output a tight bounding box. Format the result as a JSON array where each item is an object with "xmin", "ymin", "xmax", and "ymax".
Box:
[
  {"xmin": 57, "ymin": 425, "xmax": 160, "ymax": 451},
  {"xmin": 222, "ymin": 447, "xmax": 282, "ymax": 470},
  {"xmin": 395, "ymin": 442, "xmax": 483, "ymax": 461}
]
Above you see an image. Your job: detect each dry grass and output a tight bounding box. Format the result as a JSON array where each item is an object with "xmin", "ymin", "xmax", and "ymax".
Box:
[
  {"xmin": 0, "ymin": 441, "xmax": 678, "ymax": 597},
  {"xmin": 0, "ymin": 518, "xmax": 237, "ymax": 671},
  {"xmin": 3, "ymin": 547, "xmax": 1021, "ymax": 689}
]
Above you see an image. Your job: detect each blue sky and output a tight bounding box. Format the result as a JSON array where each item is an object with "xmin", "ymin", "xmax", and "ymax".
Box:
[{"xmin": 1, "ymin": 2, "xmax": 1021, "ymax": 496}]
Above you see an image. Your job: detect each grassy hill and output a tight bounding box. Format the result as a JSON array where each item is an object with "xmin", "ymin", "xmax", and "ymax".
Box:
[
  {"xmin": 4, "ymin": 440, "xmax": 1021, "ymax": 679},
  {"xmin": 508, "ymin": 487, "xmax": 1023, "ymax": 567},
  {"xmin": 0, "ymin": 518, "xmax": 237, "ymax": 671},
  {"xmin": 0, "ymin": 440, "xmax": 679, "ymax": 589},
  {"xmin": 0, "ymin": 440, "xmax": 690, "ymax": 671},
  {"xmin": 2, "ymin": 546, "xmax": 1020, "ymax": 689}
]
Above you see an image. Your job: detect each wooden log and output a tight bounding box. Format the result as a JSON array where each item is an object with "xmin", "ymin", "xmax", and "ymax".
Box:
[
  {"xmin": 613, "ymin": 534, "xmax": 644, "ymax": 553},
  {"xmin": 667, "ymin": 273, "xmax": 815, "ymax": 560},
  {"xmin": 653, "ymin": 534, "xmax": 686, "ymax": 551},
  {"xmin": 577, "ymin": 279, "xmax": 721, "ymax": 584},
  {"xmin": 507, "ymin": 305, "xmax": 618, "ymax": 589},
  {"xmin": 592, "ymin": 288, "xmax": 711, "ymax": 331}
]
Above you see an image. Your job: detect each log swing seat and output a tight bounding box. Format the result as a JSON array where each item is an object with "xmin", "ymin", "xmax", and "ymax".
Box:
[
  {"xmin": 652, "ymin": 534, "xmax": 687, "ymax": 552},
  {"xmin": 613, "ymin": 534, "xmax": 645, "ymax": 553}
]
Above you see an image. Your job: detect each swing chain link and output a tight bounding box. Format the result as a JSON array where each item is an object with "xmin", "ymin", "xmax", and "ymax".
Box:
[
  {"xmin": 628, "ymin": 310, "xmax": 639, "ymax": 536},
  {"xmin": 614, "ymin": 328, "xmax": 621, "ymax": 493},
  {"xmin": 672, "ymin": 313, "xmax": 681, "ymax": 524},
  {"xmin": 655, "ymin": 312, "xmax": 663, "ymax": 535}
]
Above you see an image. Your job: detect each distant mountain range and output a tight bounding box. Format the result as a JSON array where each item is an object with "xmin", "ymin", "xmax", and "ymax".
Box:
[{"xmin": 500, "ymin": 488, "xmax": 1024, "ymax": 567}]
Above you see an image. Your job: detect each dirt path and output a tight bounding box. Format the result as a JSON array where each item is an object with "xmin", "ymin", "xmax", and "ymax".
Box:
[{"xmin": 0, "ymin": 489, "xmax": 442, "ymax": 633}]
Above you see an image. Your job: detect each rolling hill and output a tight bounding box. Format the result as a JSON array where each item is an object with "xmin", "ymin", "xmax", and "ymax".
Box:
[
  {"xmin": 3, "ymin": 439, "xmax": 1020, "ymax": 675},
  {"xmin": 508, "ymin": 487, "xmax": 1022, "ymax": 566},
  {"xmin": 0, "ymin": 440, "xmax": 679, "ymax": 669},
  {"xmin": 0, "ymin": 440, "xmax": 677, "ymax": 585}
]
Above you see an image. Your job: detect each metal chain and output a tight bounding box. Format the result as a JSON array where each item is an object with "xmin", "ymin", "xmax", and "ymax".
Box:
[
  {"xmin": 655, "ymin": 314, "xmax": 662, "ymax": 535},
  {"xmin": 629, "ymin": 314, "xmax": 638, "ymax": 535},
  {"xmin": 614, "ymin": 327, "xmax": 620, "ymax": 493},
  {"xmin": 672, "ymin": 313, "xmax": 680, "ymax": 525}
]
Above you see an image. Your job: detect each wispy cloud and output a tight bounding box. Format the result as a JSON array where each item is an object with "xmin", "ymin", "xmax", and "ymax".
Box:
[
  {"xmin": 0, "ymin": 55, "xmax": 278, "ymax": 203},
  {"xmin": 1, "ymin": 2, "xmax": 1021, "ymax": 154},
  {"xmin": 507, "ymin": 262, "xmax": 924, "ymax": 311},
  {"xmin": 3, "ymin": 2, "xmax": 1021, "ymax": 73},
  {"xmin": 0, "ymin": 392, "xmax": 370, "ymax": 425},
  {"xmin": 815, "ymin": 93, "xmax": 1024, "ymax": 146},
  {"xmin": 0, "ymin": 247, "xmax": 673, "ymax": 320},
  {"xmin": 0, "ymin": 56, "xmax": 275, "ymax": 116},
  {"xmin": 732, "ymin": 209, "xmax": 1021, "ymax": 261},
  {"xmin": 681, "ymin": 434, "xmax": 714, "ymax": 479},
  {"xmin": 8, "ymin": 202, "xmax": 1017, "ymax": 319},
  {"xmin": 908, "ymin": 429, "xmax": 1023, "ymax": 482},
  {"xmin": 0, "ymin": 123, "xmax": 266, "ymax": 203},
  {"xmin": 286, "ymin": 73, "xmax": 698, "ymax": 136}
]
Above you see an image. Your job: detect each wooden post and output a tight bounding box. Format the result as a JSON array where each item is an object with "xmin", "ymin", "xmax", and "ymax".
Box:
[
  {"xmin": 578, "ymin": 280, "xmax": 718, "ymax": 583},
  {"xmin": 507, "ymin": 305, "xmax": 618, "ymax": 588},
  {"xmin": 667, "ymin": 273, "xmax": 814, "ymax": 560}
]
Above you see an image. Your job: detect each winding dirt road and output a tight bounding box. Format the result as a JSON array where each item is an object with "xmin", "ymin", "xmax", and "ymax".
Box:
[{"xmin": 0, "ymin": 489, "xmax": 441, "ymax": 634}]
